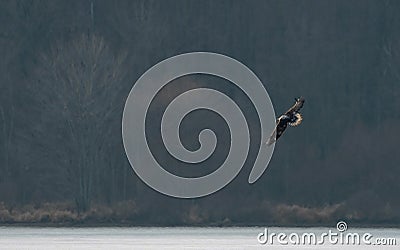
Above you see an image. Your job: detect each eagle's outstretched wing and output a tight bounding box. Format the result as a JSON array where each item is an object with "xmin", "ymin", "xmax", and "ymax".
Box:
[{"xmin": 285, "ymin": 97, "xmax": 305, "ymax": 115}]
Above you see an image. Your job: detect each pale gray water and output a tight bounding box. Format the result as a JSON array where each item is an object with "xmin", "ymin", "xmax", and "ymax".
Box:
[{"xmin": 0, "ymin": 226, "xmax": 398, "ymax": 249}]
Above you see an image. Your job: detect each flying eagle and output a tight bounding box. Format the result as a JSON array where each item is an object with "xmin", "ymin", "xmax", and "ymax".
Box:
[{"xmin": 266, "ymin": 97, "xmax": 305, "ymax": 146}]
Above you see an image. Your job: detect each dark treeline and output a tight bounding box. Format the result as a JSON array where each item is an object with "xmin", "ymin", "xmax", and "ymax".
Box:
[{"xmin": 0, "ymin": 0, "xmax": 400, "ymax": 226}]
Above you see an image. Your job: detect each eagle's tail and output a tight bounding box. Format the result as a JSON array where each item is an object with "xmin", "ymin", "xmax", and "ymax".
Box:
[{"xmin": 288, "ymin": 113, "xmax": 303, "ymax": 126}]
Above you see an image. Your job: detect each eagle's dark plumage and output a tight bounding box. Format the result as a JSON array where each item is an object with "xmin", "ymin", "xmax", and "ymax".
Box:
[{"xmin": 266, "ymin": 97, "xmax": 305, "ymax": 146}]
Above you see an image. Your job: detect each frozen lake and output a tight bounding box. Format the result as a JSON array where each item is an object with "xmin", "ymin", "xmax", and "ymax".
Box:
[{"xmin": 0, "ymin": 226, "xmax": 398, "ymax": 249}]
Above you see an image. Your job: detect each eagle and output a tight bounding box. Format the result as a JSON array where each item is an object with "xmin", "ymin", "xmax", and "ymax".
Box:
[{"xmin": 266, "ymin": 97, "xmax": 305, "ymax": 146}]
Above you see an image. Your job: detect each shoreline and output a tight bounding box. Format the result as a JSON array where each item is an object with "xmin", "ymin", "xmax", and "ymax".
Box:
[
  {"xmin": 1, "ymin": 222, "xmax": 400, "ymax": 229},
  {"xmin": 2, "ymin": 201, "xmax": 399, "ymax": 229}
]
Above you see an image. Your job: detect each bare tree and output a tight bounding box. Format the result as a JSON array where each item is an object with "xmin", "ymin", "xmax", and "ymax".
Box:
[{"xmin": 34, "ymin": 34, "xmax": 126, "ymax": 212}]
